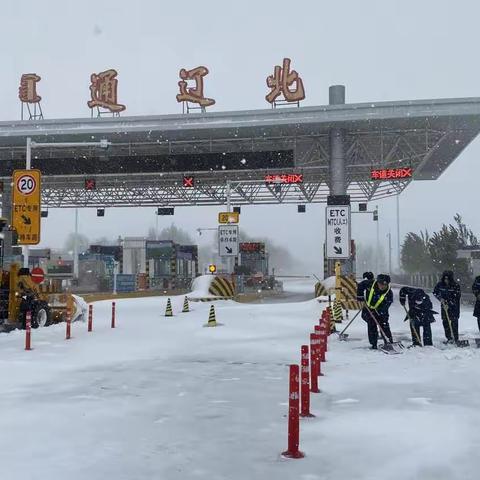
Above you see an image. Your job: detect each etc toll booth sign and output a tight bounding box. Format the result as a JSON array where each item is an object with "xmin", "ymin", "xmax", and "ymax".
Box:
[
  {"xmin": 218, "ymin": 225, "xmax": 239, "ymax": 257},
  {"xmin": 325, "ymin": 205, "xmax": 351, "ymax": 259},
  {"xmin": 12, "ymin": 169, "xmax": 41, "ymax": 245}
]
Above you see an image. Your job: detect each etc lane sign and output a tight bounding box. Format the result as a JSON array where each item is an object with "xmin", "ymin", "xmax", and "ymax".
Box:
[
  {"xmin": 218, "ymin": 225, "xmax": 239, "ymax": 257},
  {"xmin": 325, "ymin": 205, "xmax": 351, "ymax": 259},
  {"xmin": 12, "ymin": 169, "xmax": 41, "ymax": 245}
]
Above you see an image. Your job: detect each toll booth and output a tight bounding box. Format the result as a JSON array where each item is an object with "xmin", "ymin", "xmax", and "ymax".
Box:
[
  {"xmin": 146, "ymin": 240, "xmax": 198, "ymax": 290},
  {"xmin": 238, "ymin": 242, "xmax": 268, "ymax": 275}
]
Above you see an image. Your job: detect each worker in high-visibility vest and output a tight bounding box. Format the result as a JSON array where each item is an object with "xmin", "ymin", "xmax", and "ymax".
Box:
[{"xmin": 365, "ymin": 274, "xmax": 393, "ymax": 349}]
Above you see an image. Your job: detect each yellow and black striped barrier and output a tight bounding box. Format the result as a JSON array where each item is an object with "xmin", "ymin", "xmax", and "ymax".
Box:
[
  {"xmin": 339, "ymin": 275, "xmax": 363, "ymax": 310},
  {"xmin": 333, "ymin": 299, "xmax": 343, "ymax": 322},
  {"xmin": 209, "ymin": 276, "xmax": 235, "ymax": 298},
  {"xmin": 314, "ymin": 281, "xmax": 328, "ymax": 298}
]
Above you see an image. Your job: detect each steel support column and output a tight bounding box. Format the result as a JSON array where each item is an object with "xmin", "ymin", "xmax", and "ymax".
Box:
[
  {"xmin": 329, "ymin": 85, "xmax": 346, "ymax": 195},
  {"xmin": 1, "ymin": 182, "xmax": 13, "ymax": 263}
]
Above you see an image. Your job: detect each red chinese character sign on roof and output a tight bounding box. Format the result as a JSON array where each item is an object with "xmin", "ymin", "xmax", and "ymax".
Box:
[
  {"xmin": 370, "ymin": 167, "xmax": 413, "ymax": 180},
  {"xmin": 19, "ymin": 74, "xmax": 41, "ymax": 104},
  {"xmin": 87, "ymin": 69, "xmax": 126, "ymax": 115},
  {"xmin": 266, "ymin": 58, "xmax": 305, "ymax": 105},
  {"xmin": 264, "ymin": 173, "xmax": 303, "ymax": 184},
  {"xmin": 19, "ymin": 73, "xmax": 43, "ymax": 120},
  {"xmin": 176, "ymin": 66, "xmax": 215, "ymax": 112}
]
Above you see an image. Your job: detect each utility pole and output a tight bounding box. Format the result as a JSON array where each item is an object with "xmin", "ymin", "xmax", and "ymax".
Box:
[
  {"xmin": 73, "ymin": 208, "xmax": 79, "ymax": 280},
  {"xmin": 387, "ymin": 231, "xmax": 392, "ymax": 275},
  {"xmin": 225, "ymin": 181, "xmax": 233, "ymax": 275},
  {"xmin": 375, "ymin": 205, "xmax": 379, "ymax": 274},
  {"xmin": 396, "ymin": 194, "xmax": 401, "ymax": 270}
]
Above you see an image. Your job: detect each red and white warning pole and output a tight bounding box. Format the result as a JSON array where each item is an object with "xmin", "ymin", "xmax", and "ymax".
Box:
[
  {"xmin": 300, "ymin": 345, "xmax": 315, "ymax": 417},
  {"xmin": 281, "ymin": 364, "xmax": 305, "ymax": 459},
  {"xmin": 87, "ymin": 304, "xmax": 93, "ymax": 332},
  {"xmin": 314, "ymin": 326, "xmax": 326, "ymax": 371},
  {"xmin": 309, "ymin": 333, "xmax": 320, "ymax": 393},
  {"xmin": 111, "ymin": 301, "xmax": 116, "ymax": 329},
  {"xmin": 25, "ymin": 311, "xmax": 32, "ymax": 351}
]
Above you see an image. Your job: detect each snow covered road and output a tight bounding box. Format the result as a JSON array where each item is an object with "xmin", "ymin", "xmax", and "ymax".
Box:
[{"xmin": 1, "ymin": 281, "xmax": 479, "ymax": 480}]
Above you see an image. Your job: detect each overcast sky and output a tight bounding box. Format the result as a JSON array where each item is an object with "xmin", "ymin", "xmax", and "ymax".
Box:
[{"xmin": 1, "ymin": 0, "xmax": 479, "ymax": 274}]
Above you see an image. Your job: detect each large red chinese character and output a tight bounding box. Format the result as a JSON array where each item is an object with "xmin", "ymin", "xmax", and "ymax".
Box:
[
  {"xmin": 87, "ymin": 69, "xmax": 126, "ymax": 113},
  {"xmin": 266, "ymin": 58, "xmax": 305, "ymax": 104},
  {"xmin": 176, "ymin": 66, "xmax": 215, "ymax": 107},
  {"xmin": 18, "ymin": 73, "xmax": 41, "ymax": 103}
]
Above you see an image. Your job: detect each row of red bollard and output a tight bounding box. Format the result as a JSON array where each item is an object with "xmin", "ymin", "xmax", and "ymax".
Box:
[
  {"xmin": 281, "ymin": 307, "xmax": 331, "ymax": 459},
  {"xmin": 25, "ymin": 301, "xmax": 116, "ymax": 351}
]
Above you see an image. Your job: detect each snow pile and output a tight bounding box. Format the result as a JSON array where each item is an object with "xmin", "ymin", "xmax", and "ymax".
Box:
[
  {"xmin": 72, "ymin": 294, "xmax": 88, "ymax": 322},
  {"xmin": 322, "ymin": 275, "xmax": 336, "ymax": 292},
  {"xmin": 189, "ymin": 274, "xmax": 215, "ymax": 298},
  {"xmin": 0, "ymin": 291, "xmax": 479, "ymax": 479}
]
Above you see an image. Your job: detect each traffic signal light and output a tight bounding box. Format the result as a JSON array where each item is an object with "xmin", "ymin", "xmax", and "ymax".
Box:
[
  {"xmin": 373, "ymin": 209, "xmax": 378, "ymax": 221},
  {"xmin": 157, "ymin": 207, "xmax": 174, "ymax": 216}
]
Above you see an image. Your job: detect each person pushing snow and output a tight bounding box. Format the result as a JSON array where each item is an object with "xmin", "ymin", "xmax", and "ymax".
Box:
[
  {"xmin": 472, "ymin": 275, "xmax": 480, "ymax": 334},
  {"xmin": 433, "ymin": 270, "xmax": 461, "ymax": 343},
  {"xmin": 400, "ymin": 287, "xmax": 436, "ymax": 347},
  {"xmin": 363, "ymin": 274, "xmax": 393, "ymax": 350}
]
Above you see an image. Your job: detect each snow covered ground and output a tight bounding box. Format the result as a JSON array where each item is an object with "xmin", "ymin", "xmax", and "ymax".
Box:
[{"xmin": 1, "ymin": 280, "xmax": 479, "ymax": 480}]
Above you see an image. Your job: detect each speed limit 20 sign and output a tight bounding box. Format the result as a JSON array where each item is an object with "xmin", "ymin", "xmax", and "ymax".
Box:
[
  {"xmin": 16, "ymin": 173, "xmax": 38, "ymax": 195},
  {"xmin": 12, "ymin": 169, "xmax": 41, "ymax": 245}
]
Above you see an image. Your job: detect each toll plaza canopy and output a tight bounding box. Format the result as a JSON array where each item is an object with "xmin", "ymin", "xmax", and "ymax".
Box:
[{"xmin": 1, "ymin": 96, "xmax": 480, "ymax": 207}]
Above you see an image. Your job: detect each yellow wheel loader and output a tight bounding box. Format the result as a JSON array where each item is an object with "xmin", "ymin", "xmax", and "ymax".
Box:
[{"xmin": 0, "ymin": 263, "xmax": 84, "ymax": 332}]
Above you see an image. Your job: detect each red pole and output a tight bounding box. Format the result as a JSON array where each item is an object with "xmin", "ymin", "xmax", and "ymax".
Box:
[
  {"xmin": 111, "ymin": 301, "xmax": 116, "ymax": 329},
  {"xmin": 281, "ymin": 364, "xmax": 305, "ymax": 459},
  {"xmin": 319, "ymin": 333, "xmax": 327, "ymax": 363},
  {"xmin": 25, "ymin": 311, "xmax": 32, "ymax": 351},
  {"xmin": 310, "ymin": 334, "xmax": 320, "ymax": 393},
  {"xmin": 66, "ymin": 305, "xmax": 71, "ymax": 340},
  {"xmin": 314, "ymin": 326, "xmax": 327, "ymax": 368},
  {"xmin": 300, "ymin": 346, "xmax": 315, "ymax": 417},
  {"xmin": 88, "ymin": 304, "xmax": 93, "ymax": 332}
]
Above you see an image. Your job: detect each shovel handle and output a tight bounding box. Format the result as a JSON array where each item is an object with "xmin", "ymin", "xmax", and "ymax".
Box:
[
  {"xmin": 338, "ymin": 309, "xmax": 362, "ymax": 336},
  {"xmin": 403, "ymin": 305, "xmax": 423, "ymax": 346},
  {"xmin": 441, "ymin": 302, "xmax": 456, "ymax": 340},
  {"xmin": 364, "ymin": 305, "xmax": 391, "ymax": 344}
]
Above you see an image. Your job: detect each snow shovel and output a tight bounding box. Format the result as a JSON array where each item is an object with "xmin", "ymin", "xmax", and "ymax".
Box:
[
  {"xmin": 337, "ymin": 309, "xmax": 362, "ymax": 341},
  {"xmin": 365, "ymin": 306, "xmax": 404, "ymax": 354},
  {"xmin": 402, "ymin": 305, "xmax": 423, "ymax": 347},
  {"xmin": 442, "ymin": 303, "xmax": 469, "ymax": 348}
]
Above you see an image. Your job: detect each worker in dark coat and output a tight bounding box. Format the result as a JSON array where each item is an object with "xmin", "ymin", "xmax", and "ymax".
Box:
[
  {"xmin": 433, "ymin": 270, "xmax": 461, "ymax": 343},
  {"xmin": 357, "ymin": 272, "xmax": 375, "ymax": 323},
  {"xmin": 472, "ymin": 276, "xmax": 480, "ymax": 333},
  {"xmin": 400, "ymin": 287, "xmax": 435, "ymax": 346},
  {"xmin": 364, "ymin": 274, "xmax": 393, "ymax": 349}
]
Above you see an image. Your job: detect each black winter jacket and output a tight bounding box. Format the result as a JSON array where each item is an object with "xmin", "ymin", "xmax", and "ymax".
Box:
[
  {"xmin": 433, "ymin": 271, "xmax": 461, "ymax": 317},
  {"xmin": 365, "ymin": 282, "xmax": 393, "ymax": 319},
  {"xmin": 357, "ymin": 278, "xmax": 374, "ymax": 302},
  {"xmin": 399, "ymin": 286, "xmax": 417, "ymax": 310},
  {"xmin": 472, "ymin": 276, "xmax": 480, "ymax": 318},
  {"xmin": 408, "ymin": 290, "xmax": 435, "ymax": 324}
]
